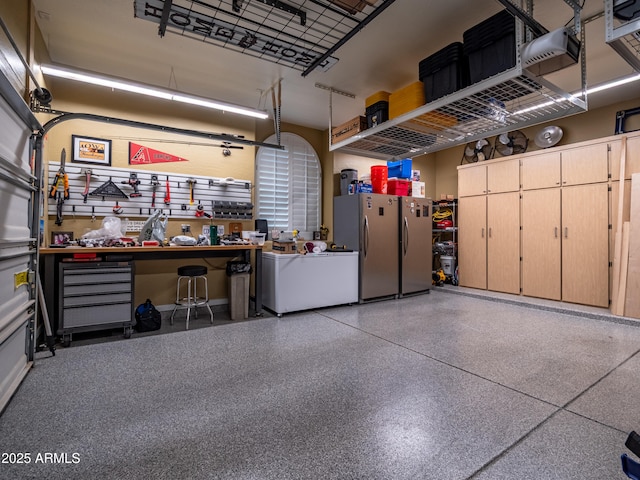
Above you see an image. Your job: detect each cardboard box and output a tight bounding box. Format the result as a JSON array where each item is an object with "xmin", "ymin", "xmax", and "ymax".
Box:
[
  {"xmin": 411, "ymin": 181, "xmax": 426, "ymax": 198},
  {"xmin": 331, "ymin": 116, "xmax": 367, "ymax": 144},
  {"xmin": 272, "ymin": 241, "xmax": 297, "ymax": 254}
]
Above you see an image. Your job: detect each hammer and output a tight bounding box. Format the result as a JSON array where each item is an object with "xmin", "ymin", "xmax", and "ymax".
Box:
[{"xmin": 186, "ymin": 178, "xmax": 196, "ymax": 205}]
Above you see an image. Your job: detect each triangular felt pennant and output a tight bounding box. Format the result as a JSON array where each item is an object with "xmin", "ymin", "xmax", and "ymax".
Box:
[
  {"xmin": 129, "ymin": 142, "xmax": 188, "ymax": 164},
  {"xmin": 89, "ymin": 178, "xmax": 129, "ymax": 198}
]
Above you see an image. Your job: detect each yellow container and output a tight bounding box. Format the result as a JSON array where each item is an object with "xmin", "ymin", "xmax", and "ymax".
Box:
[
  {"xmin": 365, "ymin": 91, "xmax": 391, "ymax": 108},
  {"xmin": 389, "ymin": 81, "xmax": 425, "ymax": 119}
]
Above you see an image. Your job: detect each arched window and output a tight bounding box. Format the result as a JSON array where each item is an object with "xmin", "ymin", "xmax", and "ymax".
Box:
[{"xmin": 255, "ymin": 132, "xmax": 321, "ymax": 237}]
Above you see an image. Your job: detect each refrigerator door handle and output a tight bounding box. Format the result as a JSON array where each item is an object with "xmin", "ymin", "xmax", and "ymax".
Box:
[
  {"xmin": 363, "ymin": 215, "xmax": 369, "ymax": 258},
  {"xmin": 403, "ymin": 216, "xmax": 409, "ymax": 256}
]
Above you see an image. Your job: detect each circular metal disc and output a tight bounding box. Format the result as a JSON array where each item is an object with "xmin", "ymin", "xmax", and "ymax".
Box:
[{"xmin": 535, "ymin": 126, "xmax": 563, "ymax": 148}]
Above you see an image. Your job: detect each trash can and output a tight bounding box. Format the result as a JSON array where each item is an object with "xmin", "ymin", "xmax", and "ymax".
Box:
[{"xmin": 226, "ymin": 261, "xmax": 252, "ymax": 320}]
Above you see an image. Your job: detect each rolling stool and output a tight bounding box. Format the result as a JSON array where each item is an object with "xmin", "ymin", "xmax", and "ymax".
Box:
[{"xmin": 170, "ymin": 265, "xmax": 214, "ymax": 329}]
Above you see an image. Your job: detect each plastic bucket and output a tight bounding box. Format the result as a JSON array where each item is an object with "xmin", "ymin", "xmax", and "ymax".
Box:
[
  {"xmin": 371, "ymin": 165, "xmax": 388, "ymax": 194},
  {"xmin": 440, "ymin": 255, "xmax": 455, "ymax": 275},
  {"xmin": 340, "ymin": 169, "xmax": 358, "ymax": 195}
]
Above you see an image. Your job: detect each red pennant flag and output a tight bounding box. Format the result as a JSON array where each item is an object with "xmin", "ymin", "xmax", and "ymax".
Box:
[{"xmin": 129, "ymin": 142, "xmax": 189, "ymax": 164}]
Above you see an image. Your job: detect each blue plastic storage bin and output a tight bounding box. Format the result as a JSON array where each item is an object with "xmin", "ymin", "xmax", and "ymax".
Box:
[{"xmin": 387, "ymin": 159, "xmax": 412, "ymax": 179}]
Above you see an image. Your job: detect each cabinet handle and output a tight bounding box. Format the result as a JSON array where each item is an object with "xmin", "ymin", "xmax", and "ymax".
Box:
[
  {"xmin": 481, "ymin": 228, "xmax": 485, "ymax": 238},
  {"xmin": 489, "ymin": 227, "xmax": 492, "ymax": 238},
  {"xmin": 363, "ymin": 216, "xmax": 369, "ymax": 257},
  {"xmin": 554, "ymin": 227, "xmax": 558, "ymax": 238},
  {"xmin": 564, "ymin": 227, "xmax": 568, "ymax": 238}
]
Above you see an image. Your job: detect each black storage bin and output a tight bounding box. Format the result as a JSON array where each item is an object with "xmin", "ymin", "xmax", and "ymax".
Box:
[
  {"xmin": 614, "ymin": 0, "xmax": 640, "ymax": 21},
  {"xmin": 419, "ymin": 42, "xmax": 470, "ymax": 102},
  {"xmin": 463, "ymin": 9, "xmax": 516, "ymax": 85},
  {"xmin": 365, "ymin": 100, "xmax": 389, "ymax": 128}
]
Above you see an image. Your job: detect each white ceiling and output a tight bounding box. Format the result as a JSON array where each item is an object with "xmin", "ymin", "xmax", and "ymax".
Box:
[{"xmin": 31, "ymin": 0, "xmax": 639, "ymax": 132}]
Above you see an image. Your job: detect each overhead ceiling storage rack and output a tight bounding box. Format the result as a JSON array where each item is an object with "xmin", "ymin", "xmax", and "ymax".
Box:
[
  {"xmin": 330, "ymin": 0, "xmax": 588, "ymax": 160},
  {"xmin": 605, "ymin": 0, "xmax": 640, "ymax": 72}
]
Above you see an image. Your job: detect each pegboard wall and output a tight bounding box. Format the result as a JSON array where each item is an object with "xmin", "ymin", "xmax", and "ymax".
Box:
[{"xmin": 47, "ymin": 162, "xmax": 253, "ymax": 221}]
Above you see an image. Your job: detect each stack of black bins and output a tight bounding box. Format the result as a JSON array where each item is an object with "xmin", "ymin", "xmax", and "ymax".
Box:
[
  {"xmin": 463, "ymin": 9, "xmax": 516, "ymax": 85},
  {"xmin": 419, "ymin": 42, "xmax": 469, "ymax": 103}
]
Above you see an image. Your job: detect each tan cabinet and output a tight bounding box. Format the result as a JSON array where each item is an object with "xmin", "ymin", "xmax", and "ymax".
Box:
[
  {"xmin": 522, "ymin": 142, "xmax": 609, "ymax": 190},
  {"xmin": 458, "ymin": 192, "xmax": 520, "ymax": 293},
  {"xmin": 458, "ymin": 158, "xmax": 519, "ymax": 197},
  {"xmin": 458, "ymin": 195, "xmax": 487, "ymax": 289},
  {"xmin": 458, "ymin": 165, "xmax": 487, "ymax": 197},
  {"xmin": 487, "ymin": 159, "xmax": 520, "ymax": 193},
  {"xmin": 521, "ymin": 152, "xmax": 561, "ymax": 190},
  {"xmin": 521, "ymin": 188, "xmax": 562, "ymax": 300},
  {"xmin": 521, "ymin": 184, "xmax": 608, "ymax": 307},
  {"xmin": 487, "ymin": 192, "xmax": 520, "ymax": 294},
  {"xmin": 561, "ymin": 142, "xmax": 609, "ymax": 185},
  {"xmin": 561, "ymin": 183, "xmax": 610, "ymax": 307},
  {"xmin": 457, "ymin": 135, "xmax": 618, "ymax": 308}
]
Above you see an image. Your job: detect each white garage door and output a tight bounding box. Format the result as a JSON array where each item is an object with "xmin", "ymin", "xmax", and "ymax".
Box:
[{"xmin": 0, "ymin": 71, "xmax": 41, "ymax": 413}]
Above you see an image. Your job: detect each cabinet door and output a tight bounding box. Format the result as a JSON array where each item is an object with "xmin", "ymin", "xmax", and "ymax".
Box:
[
  {"xmin": 521, "ymin": 152, "xmax": 561, "ymax": 190},
  {"xmin": 487, "ymin": 192, "xmax": 520, "ymax": 294},
  {"xmin": 458, "ymin": 165, "xmax": 487, "ymax": 197},
  {"xmin": 458, "ymin": 196, "xmax": 487, "ymax": 289},
  {"xmin": 521, "ymin": 189, "xmax": 561, "ymax": 300},
  {"xmin": 487, "ymin": 158, "xmax": 520, "ymax": 193},
  {"xmin": 561, "ymin": 143, "xmax": 609, "ymax": 185},
  {"xmin": 561, "ymin": 183, "xmax": 609, "ymax": 307}
]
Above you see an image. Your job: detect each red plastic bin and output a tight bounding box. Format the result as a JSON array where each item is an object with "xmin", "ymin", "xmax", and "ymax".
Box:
[{"xmin": 387, "ymin": 179, "xmax": 411, "ymax": 196}]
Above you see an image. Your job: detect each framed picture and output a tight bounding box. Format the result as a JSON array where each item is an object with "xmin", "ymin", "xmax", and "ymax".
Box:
[
  {"xmin": 51, "ymin": 231, "xmax": 73, "ymax": 245},
  {"xmin": 72, "ymin": 135, "xmax": 112, "ymax": 166}
]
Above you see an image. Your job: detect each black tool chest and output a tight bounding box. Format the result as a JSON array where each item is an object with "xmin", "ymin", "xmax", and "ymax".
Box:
[{"xmin": 57, "ymin": 261, "xmax": 134, "ymax": 346}]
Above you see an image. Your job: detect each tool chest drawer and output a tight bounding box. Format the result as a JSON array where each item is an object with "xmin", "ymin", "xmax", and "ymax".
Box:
[{"xmin": 58, "ymin": 262, "xmax": 134, "ymax": 346}]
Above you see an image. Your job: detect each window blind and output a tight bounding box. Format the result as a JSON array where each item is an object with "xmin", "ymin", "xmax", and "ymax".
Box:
[{"xmin": 256, "ymin": 133, "xmax": 321, "ymax": 233}]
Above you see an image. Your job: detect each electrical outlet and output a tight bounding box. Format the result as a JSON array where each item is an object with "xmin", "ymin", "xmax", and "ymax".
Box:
[{"xmin": 181, "ymin": 224, "xmax": 191, "ymax": 234}]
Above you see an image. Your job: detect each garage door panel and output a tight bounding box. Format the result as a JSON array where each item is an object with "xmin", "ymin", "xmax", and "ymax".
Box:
[
  {"xmin": 0, "ymin": 98, "xmax": 33, "ymax": 171},
  {"xmin": 0, "ymin": 71, "xmax": 40, "ymax": 413},
  {"xmin": 0, "ymin": 179, "xmax": 31, "ymax": 240},
  {"xmin": 0, "ymin": 321, "xmax": 30, "ymax": 412}
]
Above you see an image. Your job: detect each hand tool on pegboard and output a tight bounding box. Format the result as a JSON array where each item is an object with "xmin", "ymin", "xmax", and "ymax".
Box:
[
  {"xmin": 49, "ymin": 148, "xmax": 69, "ymax": 225},
  {"xmin": 80, "ymin": 168, "xmax": 94, "ymax": 203},
  {"xmin": 195, "ymin": 201, "xmax": 211, "ymax": 218},
  {"xmin": 150, "ymin": 174, "xmax": 160, "ymax": 207},
  {"xmin": 186, "ymin": 178, "xmax": 197, "ymax": 205},
  {"xmin": 121, "ymin": 172, "xmax": 142, "ymax": 197},
  {"xmin": 164, "ymin": 175, "xmax": 171, "ymax": 205}
]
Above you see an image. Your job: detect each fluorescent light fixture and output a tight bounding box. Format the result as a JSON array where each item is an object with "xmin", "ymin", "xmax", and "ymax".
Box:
[
  {"xmin": 40, "ymin": 65, "xmax": 269, "ymax": 120},
  {"xmin": 583, "ymin": 73, "xmax": 640, "ymax": 94}
]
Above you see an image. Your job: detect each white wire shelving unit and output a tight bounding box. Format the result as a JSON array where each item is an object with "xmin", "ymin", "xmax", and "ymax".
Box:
[
  {"xmin": 605, "ymin": 0, "xmax": 640, "ymax": 73},
  {"xmin": 329, "ymin": 0, "xmax": 588, "ymax": 160}
]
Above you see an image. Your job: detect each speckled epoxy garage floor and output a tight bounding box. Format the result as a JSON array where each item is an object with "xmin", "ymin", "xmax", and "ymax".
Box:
[{"xmin": 1, "ymin": 288, "xmax": 639, "ymax": 479}]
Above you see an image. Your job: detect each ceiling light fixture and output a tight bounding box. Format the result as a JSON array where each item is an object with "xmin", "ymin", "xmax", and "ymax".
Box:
[{"xmin": 40, "ymin": 65, "xmax": 269, "ymax": 120}]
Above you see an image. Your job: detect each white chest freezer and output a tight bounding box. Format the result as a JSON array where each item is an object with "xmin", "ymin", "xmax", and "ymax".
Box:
[{"xmin": 262, "ymin": 251, "xmax": 358, "ymax": 316}]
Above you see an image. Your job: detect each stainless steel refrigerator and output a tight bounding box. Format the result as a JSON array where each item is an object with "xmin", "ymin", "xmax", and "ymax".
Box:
[
  {"xmin": 334, "ymin": 194, "xmax": 400, "ymax": 302},
  {"xmin": 399, "ymin": 196, "xmax": 432, "ymax": 296}
]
